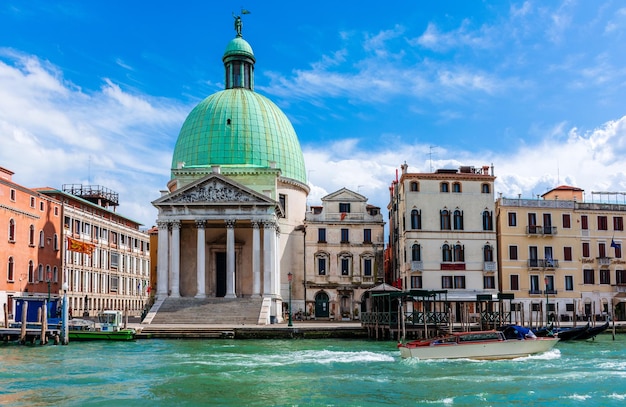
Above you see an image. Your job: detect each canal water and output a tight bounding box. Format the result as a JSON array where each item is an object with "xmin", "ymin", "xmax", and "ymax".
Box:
[{"xmin": 1, "ymin": 335, "xmax": 625, "ymax": 406}]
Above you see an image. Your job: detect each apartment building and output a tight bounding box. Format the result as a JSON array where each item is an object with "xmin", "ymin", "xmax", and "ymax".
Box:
[
  {"xmin": 37, "ymin": 185, "xmax": 150, "ymax": 317},
  {"xmin": 1, "ymin": 167, "xmax": 62, "ymax": 319},
  {"xmin": 388, "ymin": 164, "xmax": 498, "ymax": 322},
  {"xmin": 303, "ymin": 188, "xmax": 385, "ymax": 320},
  {"xmin": 496, "ymin": 186, "xmax": 626, "ymax": 323}
]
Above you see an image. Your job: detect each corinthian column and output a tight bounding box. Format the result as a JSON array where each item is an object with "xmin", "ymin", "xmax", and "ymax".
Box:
[
  {"xmin": 252, "ymin": 221, "xmax": 261, "ymax": 297},
  {"xmin": 156, "ymin": 221, "xmax": 169, "ymax": 299},
  {"xmin": 195, "ymin": 220, "xmax": 206, "ymax": 298},
  {"xmin": 170, "ymin": 220, "xmax": 181, "ymax": 298},
  {"xmin": 225, "ymin": 219, "xmax": 236, "ymax": 298}
]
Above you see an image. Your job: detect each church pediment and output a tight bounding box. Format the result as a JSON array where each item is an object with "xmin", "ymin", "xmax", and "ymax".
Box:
[
  {"xmin": 322, "ymin": 187, "xmax": 366, "ymax": 202},
  {"xmin": 153, "ymin": 174, "xmax": 275, "ymax": 207}
]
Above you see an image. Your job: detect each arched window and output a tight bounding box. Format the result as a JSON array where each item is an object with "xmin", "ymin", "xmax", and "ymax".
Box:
[
  {"xmin": 482, "ymin": 210, "xmax": 493, "ymax": 231},
  {"xmin": 452, "ymin": 182, "xmax": 462, "ymax": 193},
  {"xmin": 28, "ymin": 260, "xmax": 34, "ymax": 283},
  {"xmin": 440, "ymin": 210, "xmax": 451, "ymax": 230},
  {"xmin": 412, "ymin": 244, "xmax": 421, "ymax": 261},
  {"xmin": 7, "ymin": 257, "xmax": 14, "ymax": 281},
  {"xmin": 454, "ymin": 244, "xmax": 465, "ymax": 262},
  {"xmin": 53, "ymin": 266, "xmax": 59, "ymax": 283},
  {"xmin": 39, "ymin": 230, "xmax": 45, "ymax": 247},
  {"xmin": 411, "ymin": 209, "xmax": 421, "ymax": 229},
  {"xmin": 37, "ymin": 264, "xmax": 43, "ymax": 282},
  {"xmin": 339, "ymin": 253, "xmax": 352, "ymax": 276},
  {"xmin": 481, "ymin": 183, "xmax": 491, "ymax": 193},
  {"xmin": 442, "ymin": 244, "xmax": 452, "ymax": 262},
  {"xmin": 453, "ymin": 209, "xmax": 464, "ymax": 230},
  {"xmin": 53, "ymin": 233, "xmax": 59, "ymax": 251},
  {"xmin": 316, "ymin": 252, "xmax": 329, "ymax": 276},
  {"xmin": 484, "ymin": 245, "xmax": 494, "ymax": 262},
  {"xmin": 29, "ymin": 225, "xmax": 35, "ymax": 246},
  {"xmin": 9, "ymin": 219, "xmax": 16, "ymax": 241},
  {"xmin": 45, "ymin": 265, "xmax": 51, "ymax": 282},
  {"xmin": 410, "ymin": 181, "xmax": 419, "ymax": 192},
  {"xmin": 440, "ymin": 182, "xmax": 449, "ymax": 193}
]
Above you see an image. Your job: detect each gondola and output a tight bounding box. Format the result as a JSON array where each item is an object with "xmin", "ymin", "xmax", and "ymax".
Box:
[
  {"xmin": 574, "ymin": 321, "xmax": 610, "ymax": 341},
  {"xmin": 555, "ymin": 323, "xmax": 589, "ymax": 341}
]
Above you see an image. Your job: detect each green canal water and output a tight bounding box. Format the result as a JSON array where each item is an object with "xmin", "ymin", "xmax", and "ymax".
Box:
[{"xmin": 1, "ymin": 335, "xmax": 625, "ymax": 406}]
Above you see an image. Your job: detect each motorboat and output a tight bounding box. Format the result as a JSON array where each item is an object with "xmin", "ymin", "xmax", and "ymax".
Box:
[
  {"xmin": 68, "ymin": 310, "xmax": 136, "ymax": 341},
  {"xmin": 398, "ymin": 330, "xmax": 559, "ymax": 360}
]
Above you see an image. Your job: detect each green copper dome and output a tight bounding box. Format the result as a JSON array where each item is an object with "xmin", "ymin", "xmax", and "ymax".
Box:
[{"xmin": 170, "ymin": 34, "xmax": 307, "ymax": 185}]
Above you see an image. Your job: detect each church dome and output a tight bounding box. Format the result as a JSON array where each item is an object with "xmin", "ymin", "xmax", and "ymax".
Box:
[{"xmin": 171, "ymin": 33, "xmax": 307, "ymax": 185}]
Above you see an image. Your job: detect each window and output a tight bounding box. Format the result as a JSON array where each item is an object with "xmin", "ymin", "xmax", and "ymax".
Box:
[
  {"xmin": 411, "ymin": 275, "xmax": 422, "ymax": 288},
  {"xmin": 363, "ymin": 258, "xmax": 372, "ymax": 276},
  {"xmin": 581, "ymin": 215, "xmax": 588, "ymax": 230},
  {"xmin": 54, "ymin": 206, "xmax": 59, "ymax": 216},
  {"xmin": 278, "ymin": 194, "xmax": 286, "ymax": 218},
  {"xmin": 340, "ymin": 229, "xmax": 349, "ymax": 243},
  {"xmin": 318, "ymin": 228, "xmax": 326, "ymax": 243},
  {"xmin": 509, "ymin": 245, "xmax": 518, "ymax": 260},
  {"xmin": 453, "ymin": 210, "xmax": 464, "ymax": 230},
  {"xmin": 8, "ymin": 219, "xmax": 16, "ymax": 242},
  {"xmin": 339, "ymin": 203, "xmax": 351, "ymax": 213},
  {"xmin": 442, "ymin": 276, "xmax": 453, "ymax": 289},
  {"xmin": 565, "ymin": 275, "xmax": 574, "ymax": 291},
  {"xmin": 452, "ymin": 182, "xmax": 461, "ymax": 193},
  {"xmin": 600, "ymin": 269, "xmax": 610, "ymax": 285},
  {"xmin": 111, "ymin": 253, "xmax": 119, "ymax": 269},
  {"xmin": 483, "ymin": 276, "xmax": 495, "ymax": 289},
  {"xmin": 39, "ymin": 201, "xmax": 44, "ymax": 211},
  {"xmin": 563, "ymin": 247, "xmax": 572, "ymax": 261},
  {"xmin": 10, "ymin": 189, "xmax": 16, "ymax": 201},
  {"xmin": 483, "ymin": 245, "xmax": 493, "ymax": 262},
  {"xmin": 410, "ymin": 182, "xmax": 419, "ymax": 192},
  {"xmin": 39, "ymin": 230, "xmax": 44, "ymax": 247},
  {"xmin": 28, "ymin": 261, "xmax": 34, "ymax": 283},
  {"xmin": 410, "ymin": 209, "xmax": 421, "ymax": 229},
  {"xmin": 29, "ymin": 225, "xmax": 35, "ymax": 246},
  {"xmin": 7, "ymin": 257, "xmax": 14, "ymax": 281},
  {"xmin": 411, "ymin": 244, "xmax": 421, "ymax": 261},
  {"xmin": 582, "ymin": 242, "xmax": 590, "ymax": 257},
  {"xmin": 442, "ymin": 244, "xmax": 452, "ymax": 262},
  {"xmin": 440, "ymin": 209, "xmax": 451, "ymax": 230},
  {"xmin": 37, "ymin": 264, "xmax": 43, "ymax": 282},
  {"xmin": 110, "ymin": 276, "xmax": 119, "ymax": 292},
  {"xmin": 615, "ymin": 244, "xmax": 622, "ymax": 259},
  {"xmin": 562, "ymin": 214, "xmax": 571, "ymax": 229},
  {"xmin": 363, "ymin": 229, "xmax": 371, "ymax": 243},
  {"xmin": 510, "ymin": 275, "xmax": 519, "ymax": 290},
  {"xmin": 30, "ymin": 196, "xmax": 35, "ymax": 208},
  {"xmin": 453, "ymin": 244, "xmax": 465, "ymax": 262},
  {"xmin": 617, "ymin": 270, "xmax": 626, "ymax": 285},
  {"xmin": 545, "ymin": 275, "xmax": 554, "ymax": 292},
  {"xmin": 599, "ymin": 242, "xmax": 606, "ymax": 258},
  {"xmin": 454, "ymin": 276, "xmax": 466, "ymax": 288},
  {"xmin": 583, "ymin": 269, "xmax": 594, "ymax": 284},
  {"xmin": 614, "ymin": 216, "xmax": 624, "ymax": 231},
  {"xmin": 53, "ymin": 234, "xmax": 59, "ymax": 251},
  {"xmin": 440, "ymin": 182, "xmax": 449, "ymax": 193},
  {"xmin": 508, "ymin": 212, "xmax": 517, "ymax": 227},
  {"xmin": 481, "ymin": 183, "xmax": 490, "ymax": 193},
  {"xmin": 317, "ymin": 257, "xmax": 326, "ymax": 275},
  {"xmin": 598, "ymin": 216, "xmax": 608, "ymax": 230},
  {"xmin": 482, "ymin": 210, "xmax": 493, "ymax": 231},
  {"xmin": 530, "ymin": 275, "xmax": 540, "ymax": 293},
  {"xmin": 528, "ymin": 213, "xmax": 537, "ymax": 232},
  {"xmin": 340, "ymin": 257, "xmax": 350, "ymax": 276}
]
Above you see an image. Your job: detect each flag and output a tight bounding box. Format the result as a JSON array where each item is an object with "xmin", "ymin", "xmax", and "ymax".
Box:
[
  {"xmin": 611, "ymin": 239, "xmax": 621, "ymax": 249},
  {"xmin": 241, "ymin": 9, "xmax": 251, "ymax": 14},
  {"xmin": 340, "ymin": 212, "xmax": 347, "ymax": 220},
  {"xmin": 67, "ymin": 237, "xmax": 96, "ymax": 255}
]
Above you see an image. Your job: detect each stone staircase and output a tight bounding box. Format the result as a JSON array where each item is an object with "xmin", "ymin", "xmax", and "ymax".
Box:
[{"xmin": 147, "ymin": 297, "xmax": 264, "ymax": 325}]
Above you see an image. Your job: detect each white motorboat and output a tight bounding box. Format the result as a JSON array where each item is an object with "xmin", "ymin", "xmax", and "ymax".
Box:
[{"xmin": 398, "ymin": 330, "xmax": 559, "ymax": 360}]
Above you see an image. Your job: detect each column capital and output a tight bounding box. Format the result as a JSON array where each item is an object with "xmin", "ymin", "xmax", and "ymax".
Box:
[
  {"xmin": 226, "ymin": 219, "xmax": 236, "ymax": 229},
  {"xmin": 251, "ymin": 221, "xmax": 260, "ymax": 229},
  {"xmin": 157, "ymin": 220, "xmax": 169, "ymax": 229},
  {"xmin": 263, "ymin": 220, "xmax": 275, "ymax": 229},
  {"xmin": 195, "ymin": 219, "xmax": 207, "ymax": 229},
  {"xmin": 171, "ymin": 220, "xmax": 182, "ymax": 229}
]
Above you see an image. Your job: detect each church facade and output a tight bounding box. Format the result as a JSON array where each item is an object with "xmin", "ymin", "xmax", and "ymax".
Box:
[{"xmin": 152, "ymin": 18, "xmax": 308, "ymax": 324}]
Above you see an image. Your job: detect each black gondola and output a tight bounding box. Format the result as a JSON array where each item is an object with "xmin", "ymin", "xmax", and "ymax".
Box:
[{"xmin": 574, "ymin": 322, "xmax": 610, "ymax": 341}]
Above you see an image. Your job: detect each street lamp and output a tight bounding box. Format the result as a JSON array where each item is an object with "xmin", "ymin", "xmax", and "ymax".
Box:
[{"xmin": 287, "ymin": 272, "xmax": 293, "ymax": 327}]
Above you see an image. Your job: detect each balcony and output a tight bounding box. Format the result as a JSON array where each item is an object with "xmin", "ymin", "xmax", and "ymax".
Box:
[
  {"xmin": 440, "ymin": 263, "xmax": 466, "ymax": 271},
  {"xmin": 598, "ymin": 257, "xmax": 611, "ymax": 266},
  {"xmin": 528, "ymin": 289, "xmax": 542, "ymax": 295},
  {"xmin": 544, "ymin": 289, "xmax": 558, "ymax": 295},
  {"xmin": 527, "ymin": 259, "xmax": 560, "ymax": 269},
  {"xmin": 526, "ymin": 225, "xmax": 557, "ymax": 236},
  {"xmin": 411, "ymin": 261, "xmax": 423, "ymax": 272},
  {"xmin": 483, "ymin": 261, "xmax": 497, "ymax": 272}
]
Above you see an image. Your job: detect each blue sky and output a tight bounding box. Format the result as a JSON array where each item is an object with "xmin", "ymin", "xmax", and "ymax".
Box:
[{"xmin": 2, "ymin": 1, "xmax": 626, "ymax": 227}]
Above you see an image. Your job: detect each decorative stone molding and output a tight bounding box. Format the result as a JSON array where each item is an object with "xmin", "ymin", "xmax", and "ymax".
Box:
[
  {"xmin": 195, "ymin": 219, "xmax": 207, "ymax": 228},
  {"xmin": 226, "ymin": 219, "xmax": 236, "ymax": 228},
  {"xmin": 172, "ymin": 180, "xmax": 255, "ymax": 203}
]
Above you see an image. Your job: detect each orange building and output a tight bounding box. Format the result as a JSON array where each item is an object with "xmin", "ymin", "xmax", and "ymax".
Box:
[{"xmin": 0, "ymin": 167, "xmax": 62, "ymax": 321}]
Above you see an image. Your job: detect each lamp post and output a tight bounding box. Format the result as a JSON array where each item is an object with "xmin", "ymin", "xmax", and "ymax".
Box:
[{"xmin": 287, "ymin": 272, "xmax": 293, "ymax": 327}]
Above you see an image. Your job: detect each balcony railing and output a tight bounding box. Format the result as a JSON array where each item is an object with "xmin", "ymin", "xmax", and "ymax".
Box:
[
  {"xmin": 527, "ymin": 259, "xmax": 560, "ymax": 269},
  {"xmin": 544, "ymin": 289, "xmax": 558, "ymax": 295},
  {"xmin": 598, "ymin": 257, "xmax": 611, "ymax": 266},
  {"xmin": 483, "ymin": 261, "xmax": 497, "ymax": 272},
  {"xmin": 529, "ymin": 289, "xmax": 542, "ymax": 295},
  {"xmin": 411, "ymin": 261, "xmax": 423, "ymax": 272},
  {"xmin": 526, "ymin": 225, "xmax": 557, "ymax": 235}
]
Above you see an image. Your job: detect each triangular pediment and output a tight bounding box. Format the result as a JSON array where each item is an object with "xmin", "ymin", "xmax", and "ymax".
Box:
[
  {"xmin": 153, "ymin": 173, "xmax": 276, "ymax": 207},
  {"xmin": 322, "ymin": 187, "xmax": 366, "ymax": 203}
]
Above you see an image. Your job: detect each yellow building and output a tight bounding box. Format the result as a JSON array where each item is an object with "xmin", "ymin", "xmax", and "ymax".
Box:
[{"xmin": 496, "ymin": 186, "xmax": 626, "ymax": 324}]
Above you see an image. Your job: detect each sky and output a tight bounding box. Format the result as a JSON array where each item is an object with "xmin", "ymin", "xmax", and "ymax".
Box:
[{"xmin": 2, "ymin": 1, "xmax": 626, "ymax": 229}]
